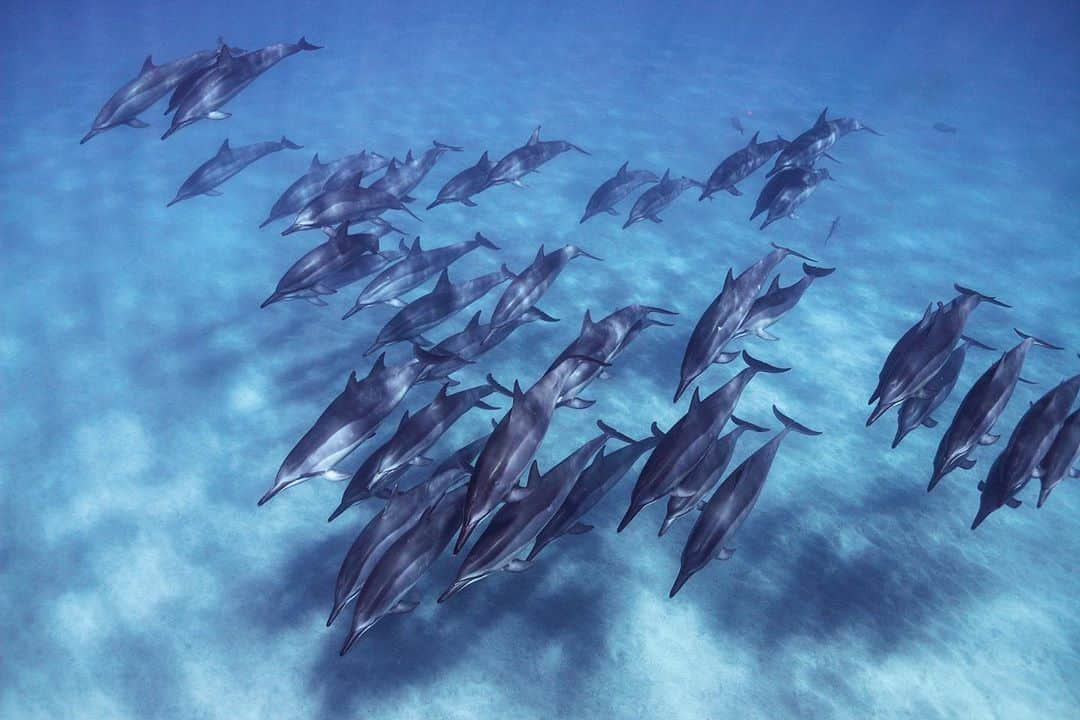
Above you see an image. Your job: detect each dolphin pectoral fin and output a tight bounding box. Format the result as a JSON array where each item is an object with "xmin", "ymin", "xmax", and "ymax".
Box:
[
  {"xmin": 755, "ymin": 328, "xmax": 779, "ymax": 341},
  {"xmin": 462, "ymin": 198, "xmax": 478, "ymax": 207},
  {"xmin": 959, "ymin": 458, "xmax": 977, "ymax": 470},
  {"xmin": 599, "ymin": 370, "xmax": 612, "ymax": 380},
  {"xmin": 204, "ymin": 189, "xmax": 222, "ymax": 196},
  {"xmin": 511, "ymin": 180, "xmax": 528, "ymax": 188},
  {"xmin": 125, "ymin": 118, "xmax": 149, "ymax": 128},
  {"xmin": 727, "ymin": 186, "xmax": 743, "ymax": 196},
  {"xmin": 410, "ymin": 456, "xmax": 434, "ymax": 466},
  {"xmin": 506, "ymin": 485, "xmax": 532, "ymax": 503},
  {"xmin": 1005, "ymin": 497, "xmax": 1022, "ymax": 509},
  {"xmin": 567, "ymin": 523, "xmax": 594, "ymax": 535},
  {"xmin": 648, "ymin": 215, "xmax": 663, "ymax": 223},
  {"xmin": 713, "ymin": 351, "xmax": 740, "ymax": 364},
  {"xmin": 978, "ymin": 433, "xmax": 1000, "ymax": 446},
  {"xmin": 390, "ymin": 597, "xmax": 420, "ymax": 615},
  {"xmin": 717, "ymin": 547, "xmax": 735, "ymax": 560},
  {"xmin": 1069, "ymin": 468, "xmax": 1079, "ymax": 478},
  {"xmin": 304, "ymin": 296, "xmax": 329, "ymax": 307},
  {"xmin": 505, "ymin": 559, "xmax": 533, "ymax": 573},
  {"xmin": 921, "ymin": 417, "xmax": 938, "ymax": 428},
  {"xmin": 207, "ymin": 111, "xmax": 231, "ymax": 120},
  {"xmin": 384, "ymin": 298, "xmax": 407, "ymax": 308},
  {"xmin": 322, "ymin": 470, "xmax": 351, "ymax": 482},
  {"xmin": 606, "ymin": 208, "xmax": 619, "ymax": 215},
  {"xmin": 401, "ymin": 195, "xmax": 417, "ymax": 203},
  {"xmin": 559, "ymin": 397, "xmax": 596, "ymax": 410}
]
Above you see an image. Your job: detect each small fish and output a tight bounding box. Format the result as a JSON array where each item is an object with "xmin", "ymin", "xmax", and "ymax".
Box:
[
  {"xmin": 730, "ymin": 116, "xmax": 746, "ymax": 135},
  {"xmin": 933, "ymin": 122, "xmax": 958, "ymax": 134},
  {"xmin": 825, "ymin": 216, "xmax": 840, "ymax": 245}
]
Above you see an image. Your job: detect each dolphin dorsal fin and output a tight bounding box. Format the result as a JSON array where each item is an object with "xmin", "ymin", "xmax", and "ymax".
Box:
[
  {"xmin": 396, "ymin": 410, "xmax": 411, "ymax": 430},
  {"xmin": 217, "ymin": 138, "xmax": 231, "ymax": 156},
  {"xmin": 371, "ymin": 353, "xmax": 386, "ymax": 375},
  {"xmin": 815, "ymin": 107, "xmax": 829, "ymax": 127},
  {"xmin": 405, "ymin": 149, "xmax": 414, "ymax": 163},
  {"xmin": 513, "ymin": 380, "xmax": 525, "ymax": 402},
  {"xmin": 434, "ymin": 268, "xmax": 452, "ymax": 293},
  {"xmin": 465, "ymin": 311, "xmax": 482, "ymax": 332},
  {"xmin": 617, "ymin": 161, "xmax": 628, "ymax": 177},
  {"xmin": 661, "ymin": 169, "xmax": 671, "ymax": 183},
  {"xmin": 722, "ymin": 267, "xmax": 734, "ymax": 292},
  {"xmin": 309, "ymin": 153, "xmax": 323, "ymax": 171},
  {"xmin": 527, "ymin": 126, "xmax": 541, "ymax": 146},
  {"xmin": 408, "ymin": 237, "xmax": 423, "ymax": 256},
  {"xmin": 581, "ymin": 310, "xmax": 594, "ymax": 333},
  {"xmin": 533, "ymin": 245, "xmax": 545, "ymax": 264},
  {"xmin": 478, "ymin": 151, "xmax": 489, "ymax": 165},
  {"xmin": 767, "ymin": 274, "xmax": 781, "ymax": 293},
  {"xmin": 748, "ymin": 131, "xmax": 760, "ymax": 147},
  {"xmin": 690, "ymin": 387, "xmax": 702, "ymax": 411},
  {"xmin": 140, "ymin": 55, "xmax": 156, "ymax": 74},
  {"xmin": 527, "ymin": 461, "xmax": 542, "ymax": 487},
  {"xmin": 344, "ymin": 371, "xmax": 359, "ymax": 391}
]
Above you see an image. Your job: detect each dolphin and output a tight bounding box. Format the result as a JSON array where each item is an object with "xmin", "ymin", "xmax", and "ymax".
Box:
[
  {"xmin": 623, "ymin": 170, "xmax": 704, "ymax": 228},
  {"xmin": 527, "ymin": 425, "xmax": 665, "ymax": 560},
  {"xmin": 415, "ymin": 307, "xmax": 560, "ymax": 384},
  {"xmin": 658, "ymin": 416, "xmax": 770, "ymax": 537},
  {"xmin": 326, "ymin": 449, "xmax": 474, "ymax": 629},
  {"xmin": 674, "ymin": 243, "xmax": 815, "ymax": 403},
  {"xmin": 731, "ymin": 263, "xmax": 835, "ymax": 343},
  {"xmin": 342, "ymin": 232, "xmax": 499, "ymax": 319},
  {"xmin": 670, "ymin": 406, "xmax": 820, "ymax": 597},
  {"xmin": 891, "ymin": 336, "xmax": 995, "ymax": 449},
  {"xmin": 486, "ymin": 244, "xmax": 601, "ymax": 342},
  {"xmin": 161, "ymin": 42, "xmax": 248, "ymax": 117},
  {"xmin": 439, "ymin": 421, "xmax": 630, "ymax": 601},
  {"xmin": 162, "ymin": 37, "xmax": 322, "ymax": 139},
  {"xmin": 256, "ymin": 349, "xmax": 454, "ymax": 506},
  {"xmin": 699, "ymin": 133, "xmax": 789, "ymax": 200},
  {"xmin": 167, "ymin": 136, "xmax": 301, "ymax": 207},
  {"xmin": 367, "ymin": 141, "xmax": 463, "ymax": 205},
  {"xmin": 550, "ymin": 305, "xmax": 677, "ymax": 409},
  {"xmin": 81, "ymin": 43, "xmax": 223, "ymax": 143},
  {"xmin": 868, "ymin": 285, "xmax": 1011, "ymax": 427},
  {"xmin": 260, "ymin": 150, "xmax": 390, "ymax": 228},
  {"xmin": 929, "ymin": 330, "xmax": 1061, "ymax": 491},
  {"xmin": 329, "ymin": 383, "xmax": 498, "ymax": 521},
  {"xmin": 282, "ymin": 183, "xmax": 422, "ymax": 235},
  {"xmin": 933, "ymin": 122, "xmax": 958, "ymax": 134},
  {"xmin": 824, "ymin": 216, "xmax": 840, "ymax": 245},
  {"xmin": 261, "ymin": 220, "xmax": 404, "ymax": 308},
  {"xmin": 620, "ymin": 352, "xmax": 790, "ymax": 532},
  {"xmin": 766, "ymin": 108, "xmax": 838, "ymax": 177},
  {"xmin": 482, "ymin": 126, "xmax": 590, "ymax": 190},
  {"xmin": 455, "ymin": 353, "xmax": 610, "ymax": 553},
  {"xmin": 427, "ymin": 151, "xmax": 495, "ymax": 209},
  {"xmin": 751, "ymin": 167, "xmax": 833, "ymax": 230},
  {"xmin": 972, "ymin": 374, "xmax": 1080, "ymax": 529},
  {"xmin": 1036, "ymin": 407, "xmax": 1080, "ymax": 508},
  {"xmin": 364, "ymin": 266, "xmax": 514, "ymax": 356},
  {"xmin": 580, "ymin": 162, "xmax": 660, "ymax": 223},
  {"xmin": 340, "ymin": 485, "xmax": 468, "ymax": 653}
]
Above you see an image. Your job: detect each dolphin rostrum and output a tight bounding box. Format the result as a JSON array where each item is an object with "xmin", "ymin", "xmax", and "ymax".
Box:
[{"xmin": 167, "ymin": 136, "xmax": 301, "ymax": 206}]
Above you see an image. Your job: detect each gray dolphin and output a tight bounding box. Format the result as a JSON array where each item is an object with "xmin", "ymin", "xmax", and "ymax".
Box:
[
  {"xmin": 675, "ymin": 243, "xmax": 815, "ymax": 403},
  {"xmin": 342, "ymin": 232, "xmax": 499, "ymax": 319},
  {"xmin": 454, "ymin": 353, "xmax": 610, "ymax": 553},
  {"xmin": 257, "ymin": 349, "xmax": 453, "ymax": 506},
  {"xmin": 766, "ymin": 108, "xmax": 838, "ymax": 177},
  {"xmin": 367, "ymin": 141, "xmax": 463, "ymax": 203},
  {"xmin": 282, "ymin": 182, "xmax": 422, "ymax": 235},
  {"xmin": 340, "ymin": 484, "xmax": 468, "ymax": 653},
  {"xmin": 486, "ymin": 244, "xmax": 601, "ymax": 342},
  {"xmin": 731, "ymin": 263, "xmax": 836, "ymax": 343},
  {"xmin": 1036, "ymin": 407, "xmax": 1080, "ymax": 508},
  {"xmin": 162, "ymin": 37, "xmax": 322, "ymax": 139},
  {"xmin": 551, "ymin": 305, "xmax": 677, "ymax": 409},
  {"xmin": 82, "ymin": 43, "xmax": 222, "ymax": 143},
  {"xmin": 161, "ymin": 42, "xmax": 248, "ymax": 118},
  {"xmin": 364, "ymin": 266, "xmax": 514, "ymax": 356},
  {"xmin": 439, "ymin": 421, "xmax": 630, "ymax": 601},
  {"xmin": 929, "ymin": 330, "xmax": 1061, "ymax": 491},
  {"xmin": 261, "ymin": 220, "xmax": 404, "ymax": 308},
  {"xmin": 751, "ymin": 166, "xmax": 833, "ymax": 230},
  {"xmin": 167, "ymin": 136, "xmax": 301, "ymax": 207},
  {"xmin": 892, "ymin": 336, "xmax": 995, "ymax": 449},
  {"xmin": 972, "ymin": 374, "xmax": 1080, "ymax": 529},
  {"xmin": 482, "ymin": 126, "xmax": 590, "ymax": 190},
  {"xmin": 623, "ymin": 170, "xmax": 704, "ymax": 228},
  {"xmin": 699, "ymin": 133, "xmax": 789, "ymax": 200},
  {"xmin": 527, "ymin": 425, "xmax": 665, "ymax": 560},
  {"xmin": 260, "ymin": 150, "xmax": 390, "ymax": 228},
  {"xmin": 658, "ymin": 416, "xmax": 770, "ymax": 537},
  {"xmin": 670, "ymin": 406, "xmax": 820, "ymax": 597},
  {"xmin": 580, "ymin": 162, "xmax": 660, "ymax": 223},
  {"xmin": 328, "ymin": 383, "xmax": 498, "ymax": 521},
  {"xmin": 427, "ymin": 151, "xmax": 494, "ymax": 209},
  {"xmin": 868, "ymin": 285, "xmax": 1011, "ymax": 427},
  {"xmin": 620, "ymin": 352, "xmax": 790, "ymax": 532}
]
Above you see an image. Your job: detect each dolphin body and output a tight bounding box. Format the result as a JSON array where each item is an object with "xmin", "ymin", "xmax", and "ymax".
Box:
[
  {"xmin": 658, "ymin": 416, "xmax": 770, "ymax": 537},
  {"xmin": 619, "ymin": 352, "xmax": 790, "ymax": 532},
  {"xmin": 868, "ymin": 285, "xmax": 1010, "ymax": 427},
  {"xmin": 261, "ymin": 221, "xmax": 404, "ymax": 308},
  {"xmin": 282, "ymin": 183, "xmax": 421, "ymax": 235},
  {"xmin": 162, "ymin": 42, "xmax": 249, "ymax": 116},
  {"xmin": 675, "ymin": 244, "xmax": 815, "ymax": 403},
  {"xmin": 486, "ymin": 244, "xmax": 600, "ymax": 342},
  {"xmin": 766, "ymin": 107, "xmax": 881, "ymax": 177},
  {"xmin": 427, "ymin": 151, "xmax": 495, "ymax": 209},
  {"xmin": 1036, "ymin": 407, "xmax": 1080, "ymax": 508},
  {"xmin": 329, "ymin": 383, "xmax": 498, "ymax": 521},
  {"xmin": 340, "ymin": 485, "xmax": 468, "ymax": 654},
  {"xmin": 527, "ymin": 425, "xmax": 665, "ymax": 561},
  {"xmin": 972, "ymin": 374, "xmax": 1080, "ymax": 529},
  {"xmin": 455, "ymin": 354, "xmax": 609, "ymax": 553},
  {"xmin": 367, "ymin": 141, "xmax": 464, "ymax": 205},
  {"xmin": 670, "ymin": 406, "xmax": 820, "ymax": 597},
  {"xmin": 623, "ymin": 170, "xmax": 704, "ymax": 228},
  {"xmin": 439, "ymin": 422, "xmax": 629, "ymax": 601},
  {"xmin": 580, "ymin": 162, "xmax": 659, "ymax": 223},
  {"xmin": 731, "ymin": 263, "xmax": 836, "ymax": 343},
  {"xmin": 260, "ymin": 150, "xmax": 390, "ymax": 228},
  {"xmin": 751, "ymin": 167, "xmax": 833, "ymax": 230},
  {"xmin": 415, "ymin": 308, "xmax": 560, "ymax": 384},
  {"xmin": 364, "ymin": 267, "xmax": 514, "ymax": 356},
  {"xmin": 929, "ymin": 330, "xmax": 1061, "ymax": 491},
  {"xmin": 891, "ymin": 336, "xmax": 995, "ymax": 449},
  {"xmin": 699, "ymin": 133, "xmax": 789, "ymax": 200},
  {"xmin": 482, "ymin": 126, "xmax": 590, "ymax": 190},
  {"xmin": 167, "ymin": 136, "xmax": 301, "ymax": 206},
  {"xmin": 550, "ymin": 304, "xmax": 677, "ymax": 409},
  {"xmin": 257, "ymin": 349, "xmax": 451, "ymax": 506},
  {"xmin": 342, "ymin": 232, "xmax": 499, "ymax": 318},
  {"xmin": 162, "ymin": 37, "xmax": 322, "ymax": 139},
  {"xmin": 82, "ymin": 43, "xmax": 223, "ymax": 143}
]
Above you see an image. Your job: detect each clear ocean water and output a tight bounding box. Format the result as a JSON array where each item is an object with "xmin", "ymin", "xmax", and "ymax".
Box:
[{"xmin": 3, "ymin": 1, "xmax": 1079, "ymax": 718}]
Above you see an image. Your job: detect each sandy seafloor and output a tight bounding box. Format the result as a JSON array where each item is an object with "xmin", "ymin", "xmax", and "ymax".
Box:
[{"xmin": 2, "ymin": 1, "xmax": 1079, "ymax": 718}]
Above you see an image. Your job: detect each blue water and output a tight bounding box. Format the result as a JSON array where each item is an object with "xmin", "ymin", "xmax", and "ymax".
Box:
[{"xmin": 4, "ymin": 2, "xmax": 1079, "ymax": 718}]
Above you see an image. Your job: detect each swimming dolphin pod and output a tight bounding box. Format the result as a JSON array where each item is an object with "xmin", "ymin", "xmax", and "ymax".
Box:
[{"xmin": 261, "ymin": 150, "xmax": 390, "ymax": 228}]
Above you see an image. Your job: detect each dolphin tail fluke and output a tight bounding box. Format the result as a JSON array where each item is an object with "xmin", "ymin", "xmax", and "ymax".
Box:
[
  {"xmin": 569, "ymin": 144, "xmax": 591, "ymax": 155},
  {"xmin": 485, "ymin": 373, "xmax": 515, "ymax": 398},
  {"xmin": 597, "ymin": 420, "xmax": 635, "ymax": 445},
  {"xmin": 770, "ymin": 242, "xmax": 818, "ymax": 263},
  {"xmin": 802, "ymin": 263, "xmax": 836, "ymax": 278},
  {"xmin": 474, "ymin": 232, "xmax": 500, "ymax": 251},
  {"xmin": 954, "ymin": 284, "xmax": 1010, "ymax": 308},
  {"xmin": 434, "ymin": 140, "xmax": 464, "ymax": 151},
  {"xmin": 280, "ymin": 136, "xmax": 303, "ymax": 150},
  {"xmin": 772, "ymin": 405, "xmax": 822, "ymax": 436},
  {"xmin": 1013, "ymin": 328, "xmax": 1064, "ymax": 350},
  {"xmin": 730, "ymin": 415, "xmax": 770, "ymax": 433},
  {"xmin": 862, "ymin": 125, "xmax": 884, "ymax": 136},
  {"xmin": 296, "ymin": 36, "xmax": 323, "ymax": 51},
  {"xmin": 742, "ymin": 351, "xmax": 790, "ymax": 375},
  {"xmin": 641, "ymin": 305, "xmax": 679, "ymax": 316},
  {"xmin": 960, "ymin": 335, "xmax": 996, "ymax": 351}
]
